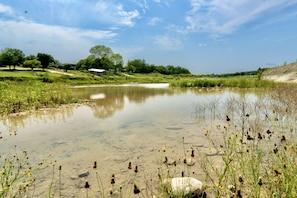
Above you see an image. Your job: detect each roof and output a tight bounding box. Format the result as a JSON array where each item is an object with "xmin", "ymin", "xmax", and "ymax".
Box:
[{"xmin": 88, "ymin": 68, "xmax": 106, "ymax": 73}]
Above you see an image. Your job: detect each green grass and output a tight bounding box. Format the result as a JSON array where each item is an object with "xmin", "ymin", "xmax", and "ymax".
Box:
[{"xmin": 170, "ymin": 76, "xmax": 281, "ymax": 88}]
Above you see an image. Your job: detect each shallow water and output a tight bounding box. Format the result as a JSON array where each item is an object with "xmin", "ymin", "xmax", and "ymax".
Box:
[{"xmin": 0, "ymin": 84, "xmax": 261, "ymax": 197}]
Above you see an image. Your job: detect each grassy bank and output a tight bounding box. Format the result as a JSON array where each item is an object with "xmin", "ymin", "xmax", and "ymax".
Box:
[
  {"xmin": 0, "ymin": 81, "xmax": 78, "ymax": 115},
  {"xmin": 170, "ymin": 76, "xmax": 280, "ymax": 88}
]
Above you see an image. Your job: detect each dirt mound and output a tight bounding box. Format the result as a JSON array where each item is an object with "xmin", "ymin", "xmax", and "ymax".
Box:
[{"xmin": 262, "ymin": 62, "xmax": 297, "ymax": 83}]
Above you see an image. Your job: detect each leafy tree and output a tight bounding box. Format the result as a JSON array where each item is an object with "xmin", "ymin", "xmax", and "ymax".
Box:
[
  {"xmin": 23, "ymin": 59, "xmax": 42, "ymax": 70},
  {"xmin": 154, "ymin": 65, "xmax": 169, "ymax": 74},
  {"xmin": 25, "ymin": 55, "xmax": 37, "ymax": 61},
  {"xmin": 37, "ymin": 53, "xmax": 55, "ymax": 70},
  {"xmin": 90, "ymin": 45, "xmax": 113, "ymax": 59},
  {"xmin": 63, "ymin": 63, "xmax": 75, "ymax": 72},
  {"xmin": 0, "ymin": 48, "xmax": 25, "ymax": 69},
  {"xmin": 110, "ymin": 53, "xmax": 123, "ymax": 72},
  {"xmin": 76, "ymin": 56, "xmax": 94, "ymax": 70},
  {"xmin": 127, "ymin": 59, "xmax": 150, "ymax": 73}
]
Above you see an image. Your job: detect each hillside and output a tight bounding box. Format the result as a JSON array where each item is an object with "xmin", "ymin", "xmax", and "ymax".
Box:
[{"xmin": 262, "ymin": 61, "xmax": 297, "ymax": 83}]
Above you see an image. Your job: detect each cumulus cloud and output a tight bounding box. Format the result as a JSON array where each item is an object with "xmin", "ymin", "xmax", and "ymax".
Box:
[
  {"xmin": 0, "ymin": 19, "xmax": 117, "ymax": 62},
  {"xmin": 95, "ymin": 0, "xmax": 140, "ymax": 26},
  {"xmin": 0, "ymin": 3, "xmax": 14, "ymax": 15}
]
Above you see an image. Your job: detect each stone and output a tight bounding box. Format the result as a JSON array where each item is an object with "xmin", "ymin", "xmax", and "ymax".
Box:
[
  {"xmin": 185, "ymin": 157, "xmax": 196, "ymax": 166},
  {"xmin": 78, "ymin": 169, "xmax": 89, "ymax": 178},
  {"xmin": 165, "ymin": 177, "xmax": 203, "ymax": 196}
]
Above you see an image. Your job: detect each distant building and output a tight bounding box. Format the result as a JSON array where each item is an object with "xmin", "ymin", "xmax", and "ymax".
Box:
[{"xmin": 88, "ymin": 68, "xmax": 106, "ymax": 76}]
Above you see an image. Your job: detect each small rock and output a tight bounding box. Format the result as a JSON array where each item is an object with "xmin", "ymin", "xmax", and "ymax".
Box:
[
  {"xmin": 78, "ymin": 169, "xmax": 89, "ymax": 178},
  {"xmin": 164, "ymin": 177, "xmax": 203, "ymax": 196},
  {"xmin": 186, "ymin": 157, "xmax": 196, "ymax": 166}
]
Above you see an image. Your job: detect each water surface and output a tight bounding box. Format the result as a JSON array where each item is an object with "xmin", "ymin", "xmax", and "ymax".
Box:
[{"xmin": 0, "ymin": 84, "xmax": 260, "ymax": 197}]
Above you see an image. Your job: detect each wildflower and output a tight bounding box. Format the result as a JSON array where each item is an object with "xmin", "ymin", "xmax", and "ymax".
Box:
[
  {"xmin": 191, "ymin": 149, "xmax": 195, "ymax": 158},
  {"xmin": 128, "ymin": 162, "xmax": 132, "ymax": 170},
  {"xmin": 93, "ymin": 161, "xmax": 97, "ymax": 169},
  {"xmin": 84, "ymin": 181, "xmax": 90, "ymax": 189},
  {"xmin": 133, "ymin": 184, "xmax": 140, "ymax": 194},
  {"xmin": 258, "ymin": 133, "xmax": 263, "ymax": 140},
  {"xmin": 239, "ymin": 176, "xmax": 244, "ymax": 184},
  {"xmin": 258, "ymin": 177, "xmax": 263, "ymax": 186},
  {"xmin": 274, "ymin": 170, "xmax": 281, "ymax": 176},
  {"xmin": 226, "ymin": 115, "xmax": 230, "ymax": 122},
  {"xmin": 111, "ymin": 174, "xmax": 115, "ymax": 184},
  {"xmin": 273, "ymin": 147, "xmax": 278, "ymax": 154},
  {"xmin": 247, "ymin": 135, "xmax": 254, "ymax": 140}
]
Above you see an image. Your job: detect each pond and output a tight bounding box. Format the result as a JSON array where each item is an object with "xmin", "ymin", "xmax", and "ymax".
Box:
[{"xmin": 0, "ymin": 84, "xmax": 263, "ymax": 197}]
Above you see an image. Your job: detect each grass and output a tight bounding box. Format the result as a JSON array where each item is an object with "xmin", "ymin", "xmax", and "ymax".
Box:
[
  {"xmin": 0, "ymin": 81, "xmax": 78, "ymax": 114},
  {"xmin": 196, "ymin": 84, "xmax": 297, "ymax": 197},
  {"xmin": 170, "ymin": 76, "xmax": 281, "ymax": 88}
]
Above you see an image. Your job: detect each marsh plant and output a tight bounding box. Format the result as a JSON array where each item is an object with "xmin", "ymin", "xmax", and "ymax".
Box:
[
  {"xmin": 0, "ymin": 81, "xmax": 78, "ymax": 114},
  {"xmin": 0, "ymin": 141, "xmax": 51, "ymax": 197},
  {"xmin": 197, "ymin": 86, "xmax": 297, "ymax": 197}
]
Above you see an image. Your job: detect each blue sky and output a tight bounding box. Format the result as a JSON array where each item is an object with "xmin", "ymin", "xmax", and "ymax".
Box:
[{"xmin": 0, "ymin": 0, "xmax": 297, "ymax": 74}]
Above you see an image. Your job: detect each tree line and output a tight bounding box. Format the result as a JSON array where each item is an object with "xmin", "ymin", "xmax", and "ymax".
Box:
[{"xmin": 0, "ymin": 45, "xmax": 191, "ymax": 75}]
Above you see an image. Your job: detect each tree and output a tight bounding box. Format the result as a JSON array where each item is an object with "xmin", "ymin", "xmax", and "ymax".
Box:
[
  {"xmin": 127, "ymin": 59, "xmax": 149, "ymax": 73},
  {"xmin": 76, "ymin": 56, "xmax": 94, "ymax": 70},
  {"xmin": 110, "ymin": 53, "xmax": 123, "ymax": 72},
  {"xmin": 37, "ymin": 53, "xmax": 55, "ymax": 70},
  {"xmin": 25, "ymin": 55, "xmax": 37, "ymax": 61},
  {"xmin": 23, "ymin": 59, "xmax": 42, "ymax": 70},
  {"xmin": 0, "ymin": 48, "xmax": 25, "ymax": 69},
  {"xmin": 89, "ymin": 45, "xmax": 113, "ymax": 59}
]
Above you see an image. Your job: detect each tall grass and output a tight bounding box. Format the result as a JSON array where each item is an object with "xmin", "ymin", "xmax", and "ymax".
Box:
[
  {"xmin": 0, "ymin": 81, "xmax": 78, "ymax": 114},
  {"xmin": 197, "ymin": 84, "xmax": 297, "ymax": 197},
  {"xmin": 170, "ymin": 76, "xmax": 280, "ymax": 88}
]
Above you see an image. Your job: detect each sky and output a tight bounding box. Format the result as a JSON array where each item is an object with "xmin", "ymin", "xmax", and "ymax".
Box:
[{"xmin": 0, "ymin": 0, "xmax": 297, "ymax": 74}]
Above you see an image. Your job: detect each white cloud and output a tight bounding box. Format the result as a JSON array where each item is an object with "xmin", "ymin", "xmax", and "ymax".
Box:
[
  {"xmin": 95, "ymin": 0, "xmax": 140, "ymax": 26},
  {"xmin": 0, "ymin": 19, "xmax": 117, "ymax": 62},
  {"xmin": 185, "ymin": 0, "xmax": 297, "ymax": 35},
  {"xmin": 148, "ymin": 17, "xmax": 162, "ymax": 26},
  {"xmin": 0, "ymin": 3, "xmax": 13, "ymax": 15},
  {"xmin": 153, "ymin": 35, "xmax": 183, "ymax": 50}
]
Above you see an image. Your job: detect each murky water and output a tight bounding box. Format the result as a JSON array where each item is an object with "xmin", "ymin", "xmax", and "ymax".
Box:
[{"xmin": 0, "ymin": 84, "xmax": 262, "ymax": 197}]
